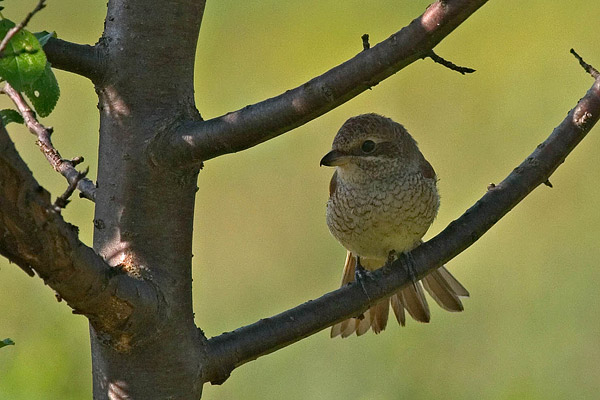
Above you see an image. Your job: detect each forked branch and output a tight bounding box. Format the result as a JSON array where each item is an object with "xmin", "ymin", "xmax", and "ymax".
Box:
[
  {"xmin": 203, "ymin": 55, "xmax": 600, "ymax": 385},
  {"xmin": 0, "ymin": 123, "xmax": 162, "ymax": 339},
  {"xmin": 152, "ymin": 0, "xmax": 489, "ymax": 166},
  {"xmin": 1, "ymin": 82, "xmax": 97, "ymax": 202}
]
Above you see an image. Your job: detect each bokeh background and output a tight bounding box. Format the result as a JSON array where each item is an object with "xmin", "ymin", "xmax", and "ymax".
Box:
[{"xmin": 2, "ymin": 0, "xmax": 600, "ymax": 399}]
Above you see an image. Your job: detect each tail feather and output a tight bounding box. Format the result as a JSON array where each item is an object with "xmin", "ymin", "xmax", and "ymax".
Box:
[
  {"xmin": 436, "ymin": 266, "xmax": 470, "ymax": 297},
  {"xmin": 390, "ymin": 293, "xmax": 406, "ymax": 326},
  {"xmin": 331, "ymin": 252, "xmax": 359, "ymax": 338},
  {"xmin": 400, "ymin": 282, "xmax": 431, "ymax": 323},
  {"xmin": 423, "ymin": 267, "xmax": 464, "ymax": 312},
  {"xmin": 331, "ymin": 315, "xmax": 358, "ymax": 338},
  {"xmin": 356, "ymin": 311, "xmax": 371, "ymax": 336},
  {"xmin": 371, "ymin": 299, "xmax": 389, "ymax": 334},
  {"xmin": 330, "ymin": 322, "xmax": 342, "ymax": 338},
  {"xmin": 342, "ymin": 318, "xmax": 359, "ymax": 338},
  {"xmin": 330, "ymin": 251, "xmax": 468, "ymax": 338}
]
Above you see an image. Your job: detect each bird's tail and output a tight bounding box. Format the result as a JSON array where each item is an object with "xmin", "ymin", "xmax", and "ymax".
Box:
[{"xmin": 330, "ymin": 251, "xmax": 469, "ymax": 338}]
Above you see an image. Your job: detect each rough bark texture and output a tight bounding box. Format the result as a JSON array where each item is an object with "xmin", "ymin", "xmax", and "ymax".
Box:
[
  {"xmin": 89, "ymin": 0, "xmax": 207, "ymax": 398},
  {"xmin": 0, "ymin": 124, "xmax": 159, "ymax": 340}
]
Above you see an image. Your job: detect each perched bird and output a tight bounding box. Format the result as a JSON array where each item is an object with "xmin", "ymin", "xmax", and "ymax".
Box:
[{"xmin": 320, "ymin": 113, "xmax": 469, "ymax": 338}]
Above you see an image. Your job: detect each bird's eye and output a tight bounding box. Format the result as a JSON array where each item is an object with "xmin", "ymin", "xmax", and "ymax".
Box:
[{"xmin": 361, "ymin": 140, "xmax": 376, "ymax": 154}]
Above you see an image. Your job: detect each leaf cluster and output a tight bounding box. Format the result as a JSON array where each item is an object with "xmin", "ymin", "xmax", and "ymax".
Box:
[{"xmin": 0, "ymin": 11, "xmax": 60, "ymax": 124}]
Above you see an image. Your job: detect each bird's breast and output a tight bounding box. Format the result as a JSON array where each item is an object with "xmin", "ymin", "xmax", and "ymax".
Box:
[{"xmin": 326, "ymin": 174, "xmax": 438, "ymax": 262}]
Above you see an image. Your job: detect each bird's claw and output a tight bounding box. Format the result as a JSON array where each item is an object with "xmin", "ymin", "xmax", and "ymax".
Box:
[
  {"xmin": 354, "ymin": 256, "xmax": 372, "ymax": 303},
  {"xmin": 399, "ymin": 251, "xmax": 418, "ymax": 283},
  {"xmin": 386, "ymin": 250, "xmax": 418, "ymax": 283}
]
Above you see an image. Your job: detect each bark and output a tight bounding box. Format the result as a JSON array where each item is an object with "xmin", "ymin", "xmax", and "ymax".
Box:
[
  {"xmin": 0, "ymin": 122, "xmax": 162, "ymax": 343},
  {"xmin": 89, "ymin": 0, "xmax": 207, "ymax": 398},
  {"xmin": 44, "ymin": 38, "xmax": 103, "ymax": 82}
]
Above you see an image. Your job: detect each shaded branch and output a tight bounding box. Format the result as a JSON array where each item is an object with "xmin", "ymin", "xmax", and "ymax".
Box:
[
  {"xmin": 0, "ymin": 0, "xmax": 47, "ymax": 56},
  {"xmin": 0, "ymin": 124, "xmax": 164, "ymax": 351},
  {"xmin": 151, "ymin": 0, "xmax": 489, "ymax": 166},
  {"xmin": 1, "ymin": 82, "xmax": 97, "ymax": 202},
  {"xmin": 0, "ymin": 124, "xmax": 162, "ymax": 347},
  {"xmin": 43, "ymin": 37, "xmax": 104, "ymax": 82},
  {"xmin": 203, "ymin": 60, "xmax": 600, "ymax": 385}
]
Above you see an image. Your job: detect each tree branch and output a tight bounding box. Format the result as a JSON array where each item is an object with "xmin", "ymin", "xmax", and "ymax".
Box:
[
  {"xmin": 43, "ymin": 37, "xmax": 104, "ymax": 82},
  {"xmin": 203, "ymin": 58, "xmax": 600, "ymax": 385},
  {"xmin": 0, "ymin": 124, "xmax": 162, "ymax": 348},
  {"xmin": 152, "ymin": 0, "xmax": 488, "ymax": 167},
  {"xmin": 570, "ymin": 48, "xmax": 600, "ymax": 80},
  {"xmin": 1, "ymin": 82, "xmax": 97, "ymax": 202}
]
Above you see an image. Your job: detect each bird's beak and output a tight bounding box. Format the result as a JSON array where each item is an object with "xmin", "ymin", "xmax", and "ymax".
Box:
[{"xmin": 320, "ymin": 149, "xmax": 351, "ymax": 167}]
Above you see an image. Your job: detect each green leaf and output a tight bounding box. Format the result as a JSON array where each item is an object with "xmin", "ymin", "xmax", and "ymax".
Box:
[
  {"xmin": 0, "ymin": 109, "xmax": 24, "ymax": 125},
  {"xmin": 0, "ymin": 19, "xmax": 47, "ymax": 91},
  {"xmin": 0, "ymin": 338, "xmax": 15, "ymax": 348},
  {"xmin": 34, "ymin": 31, "xmax": 56, "ymax": 47},
  {"xmin": 23, "ymin": 62, "xmax": 59, "ymax": 117}
]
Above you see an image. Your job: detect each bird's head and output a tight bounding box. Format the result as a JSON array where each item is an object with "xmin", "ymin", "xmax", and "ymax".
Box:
[{"xmin": 320, "ymin": 113, "xmax": 432, "ymax": 181}]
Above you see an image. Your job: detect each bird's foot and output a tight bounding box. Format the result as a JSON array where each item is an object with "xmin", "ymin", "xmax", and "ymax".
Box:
[
  {"xmin": 354, "ymin": 256, "xmax": 372, "ymax": 303},
  {"xmin": 398, "ymin": 251, "xmax": 418, "ymax": 283},
  {"xmin": 385, "ymin": 250, "xmax": 398, "ymax": 266},
  {"xmin": 387, "ymin": 250, "xmax": 418, "ymax": 283}
]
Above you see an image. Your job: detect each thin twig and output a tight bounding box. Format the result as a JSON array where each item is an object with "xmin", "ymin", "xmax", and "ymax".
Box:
[
  {"xmin": 570, "ymin": 48, "xmax": 600, "ymax": 79},
  {"xmin": 0, "ymin": 0, "xmax": 48, "ymax": 56},
  {"xmin": 361, "ymin": 34, "xmax": 370, "ymax": 51},
  {"xmin": 53, "ymin": 167, "xmax": 89, "ymax": 211},
  {"xmin": 426, "ymin": 50, "xmax": 476, "ymax": 74},
  {"xmin": 1, "ymin": 83, "xmax": 96, "ymax": 202}
]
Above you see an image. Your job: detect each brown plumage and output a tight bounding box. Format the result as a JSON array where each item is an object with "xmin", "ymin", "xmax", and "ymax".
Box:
[{"xmin": 321, "ymin": 113, "xmax": 469, "ymax": 337}]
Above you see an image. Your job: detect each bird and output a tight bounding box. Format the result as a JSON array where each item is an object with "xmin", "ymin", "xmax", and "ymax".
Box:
[{"xmin": 320, "ymin": 113, "xmax": 469, "ymax": 338}]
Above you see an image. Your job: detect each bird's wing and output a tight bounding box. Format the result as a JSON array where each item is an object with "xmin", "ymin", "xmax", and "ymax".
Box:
[{"xmin": 329, "ymin": 169, "xmax": 338, "ymax": 197}]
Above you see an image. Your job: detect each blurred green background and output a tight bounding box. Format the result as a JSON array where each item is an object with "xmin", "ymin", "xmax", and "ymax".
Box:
[{"xmin": 2, "ymin": 0, "xmax": 600, "ymax": 399}]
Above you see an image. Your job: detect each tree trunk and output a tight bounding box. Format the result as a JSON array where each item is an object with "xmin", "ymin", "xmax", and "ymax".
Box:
[{"xmin": 89, "ymin": 0, "xmax": 207, "ymax": 397}]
